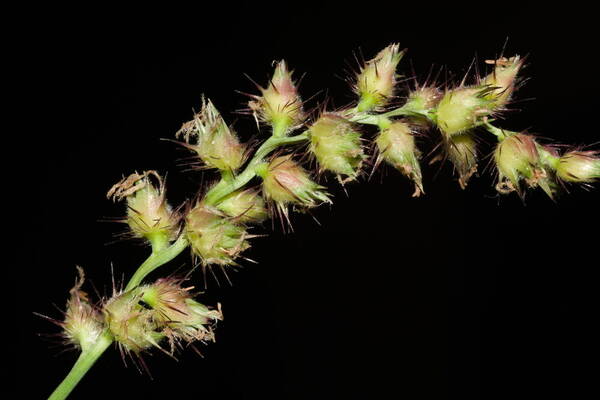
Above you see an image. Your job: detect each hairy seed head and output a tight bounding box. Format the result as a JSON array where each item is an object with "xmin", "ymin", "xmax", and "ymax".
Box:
[
  {"xmin": 376, "ymin": 121, "xmax": 424, "ymax": 196},
  {"xmin": 308, "ymin": 113, "xmax": 364, "ymax": 181},
  {"xmin": 248, "ymin": 60, "xmax": 305, "ymax": 134},
  {"xmin": 103, "ymin": 289, "xmax": 164, "ymax": 353},
  {"xmin": 404, "ymin": 86, "xmax": 443, "ymax": 113},
  {"xmin": 482, "ymin": 56, "xmax": 524, "ymax": 107},
  {"xmin": 493, "ymin": 133, "xmax": 557, "ymax": 196},
  {"xmin": 259, "ymin": 155, "xmax": 331, "ymax": 207},
  {"xmin": 107, "ymin": 171, "xmax": 179, "ymax": 244},
  {"xmin": 216, "ymin": 189, "xmax": 268, "ymax": 224},
  {"xmin": 185, "ymin": 204, "xmax": 250, "ymax": 266},
  {"xmin": 141, "ymin": 278, "xmax": 222, "ymax": 347},
  {"xmin": 446, "ymin": 133, "xmax": 478, "ymax": 189},
  {"xmin": 435, "ymin": 87, "xmax": 496, "ymax": 137},
  {"xmin": 63, "ymin": 267, "xmax": 104, "ymax": 352},
  {"xmin": 556, "ymin": 151, "xmax": 600, "ymax": 183},
  {"xmin": 355, "ymin": 43, "xmax": 405, "ymax": 112},
  {"xmin": 177, "ymin": 97, "xmax": 246, "ymax": 171}
]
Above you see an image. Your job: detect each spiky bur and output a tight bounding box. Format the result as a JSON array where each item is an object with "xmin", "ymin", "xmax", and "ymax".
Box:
[
  {"xmin": 140, "ymin": 278, "xmax": 222, "ymax": 352},
  {"xmin": 103, "ymin": 289, "xmax": 165, "ymax": 354},
  {"xmin": 375, "ymin": 121, "xmax": 424, "ymax": 196},
  {"xmin": 185, "ymin": 203, "xmax": 252, "ymax": 266},
  {"xmin": 307, "ymin": 113, "xmax": 365, "ymax": 182},
  {"xmin": 556, "ymin": 151, "xmax": 600, "ymax": 183},
  {"xmin": 445, "ymin": 133, "xmax": 478, "ymax": 189},
  {"xmin": 176, "ymin": 97, "xmax": 246, "ymax": 171},
  {"xmin": 494, "ymin": 133, "xmax": 555, "ymax": 197},
  {"xmin": 482, "ymin": 56, "xmax": 524, "ymax": 108},
  {"xmin": 215, "ymin": 189, "xmax": 268, "ymax": 224},
  {"xmin": 62, "ymin": 267, "xmax": 104, "ymax": 352},
  {"xmin": 435, "ymin": 86, "xmax": 497, "ymax": 138},
  {"xmin": 248, "ymin": 60, "xmax": 305, "ymax": 135},
  {"xmin": 107, "ymin": 171, "xmax": 180, "ymax": 247},
  {"xmin": 257, "ymin": 155, "xmax": 331, "ymax": 221},
  {"xmin": 403, "ymin": 86, "xmax": 443, "ymax": 116},
  {"xmin": 355, "ymin": 43, "xmax": 405, "ymax": 112}
]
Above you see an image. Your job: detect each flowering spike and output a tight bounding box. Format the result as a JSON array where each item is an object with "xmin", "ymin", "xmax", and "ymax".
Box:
[
  {"xmin": 216, "ymin": 188, "xmax": 268, "ymax": 224},
  {"xmin": 177, "ymin": 97, "xmax": 246, "ymax": 171},
  {"xmin": 62, "ymin": 267, "xmax": 104, "ymax": 352},
  {"xmin": 185, "ymin": 204, "xmax": 251, "ymax": 266},
  {"xmin": 435, "ymin": 86, "xmax": 497, "ymax": 138},
  {"xmin": 248, "ymin": 60, "xmax": 305, "ymax": 135},
  {"xmin": 308, "ymin": 113, "xmax": 365, "ymax": 181},
  {"xmin": 259, "ymin": 155, "xmax": 331, "ymax": 211},
  {"xmin": 375, "ymin": 121, "xmax": 424, "ymax": 196},
  {"xmin": 482, "ymin": 56, "xmax": 524, "ymax": 107},
  {"xmin": 556, "ymin": 151, "xmax": 600, "ymax": 183},
  {"xmin": 107, "ymin": 171, "xmax": 180, "ymax": 247},
  {"xmin": 445, "ymin": 133, "xmax": 478, "ymax": 189},
  {"xmin": 355, "ymin": 43, "xmax": 405, "ymax": 112}
]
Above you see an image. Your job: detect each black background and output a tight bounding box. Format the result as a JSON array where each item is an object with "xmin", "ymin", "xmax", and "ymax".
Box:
[{"xmin": 17, "ymin": 4, "xmax": 599, "ymax": 399}]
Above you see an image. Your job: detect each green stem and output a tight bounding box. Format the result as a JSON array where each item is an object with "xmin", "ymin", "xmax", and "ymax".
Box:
[
  {"xmin": 349, "ymin": 104, "xmax": 432, "ymax": 126},
  {"xmin": 48, "ymin": 333, "xmax": 113, "ymax": 400},
  {"xmin": 483, "ymin": 122, "xmax": 514, "ymax": 141},
  {"xmin": 125, "ymin": 235, "xmax": 189, "ymax": 291},
  {"xmin": 203, "ymin": 132, "xmax": 309, "ymax": 205}
]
